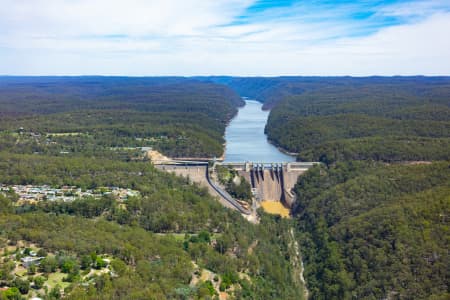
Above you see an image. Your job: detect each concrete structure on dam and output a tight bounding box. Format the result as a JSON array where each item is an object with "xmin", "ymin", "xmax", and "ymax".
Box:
[
  {"xmin": 218, "ymin": 162, "xmax": 318, "ymax": 208},
  {"xmin": 154, "ymin": 160, "xmax": 319, "ymax": 216}
]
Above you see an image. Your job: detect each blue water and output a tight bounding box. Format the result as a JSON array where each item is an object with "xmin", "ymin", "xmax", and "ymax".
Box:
[{"xmin": 224, "ymin": 100, "xmax": 295, "ymax": 163}]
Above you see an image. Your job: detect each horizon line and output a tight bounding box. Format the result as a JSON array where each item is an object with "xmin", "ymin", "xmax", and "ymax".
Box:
[{"xmin": 1, "ymin": 74, "xmax": 450, "ymax": 78}]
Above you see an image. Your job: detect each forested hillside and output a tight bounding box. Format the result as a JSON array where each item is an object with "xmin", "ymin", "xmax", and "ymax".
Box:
[
  {"xmin": 293, "ymin": 162, "xmax": 449, "ymax": 299},
  {"xmin": 0, "ymin": 208, "xmax": 304, "ymax": 299},
  {"xmin": 0, "ymin": 151, "xmax": 306, "ymax": 299},
  {"xmin": 197, "ymin": 76, "xmax": 306, "ymax": 109},
  {"xmin": 265, "ymin": 77, "xmax": 450, "ymax": 163},
  {"xmin": 202, "ymin": 76, "xmax": 450, "ymax": 111},
  {"xmin": 259, "ymin": 77, "xmax": 450, "ymax": 299},
  {"xmin": 197, "ymin": 76, "xmax": 287, "ymax": 107},
  {"xmin": 0, "ymin": 77, "xmax": 243, "ymax": 158}
]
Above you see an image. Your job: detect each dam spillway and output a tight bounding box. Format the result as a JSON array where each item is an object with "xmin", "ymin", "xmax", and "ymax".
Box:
[{"xmin": 218, "ymin": 162, "xmax": 318, "ymax": 208}]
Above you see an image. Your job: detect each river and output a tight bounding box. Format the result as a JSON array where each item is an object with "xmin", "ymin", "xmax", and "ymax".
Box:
[{"xmin": 224, "ymin": 100, "xmax": 295, "ymax": 163}]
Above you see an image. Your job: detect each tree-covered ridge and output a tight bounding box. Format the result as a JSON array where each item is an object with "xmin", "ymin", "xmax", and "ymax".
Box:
[
  {"xmin": 297, "ymin": 136, "xmax": 450, "ymax": 163},
  {"xmin": 0, "ymin": 212, "xmax": 194, "ymax": 299},
  {"xmin": 0, "ymin": 152, "xmax": 231, "ymax": 232},
  {"xmin": 0, "ymin": 77, "xmax": 243, "ymax": 158},
  {"xmin": 196, "ymin": 76, "xmax": 289, "ymax": 106},
  {"xmin": 293, "ymin": 162, "xmax": 449, "ymax": 299},
  {"xmin": 0, "ymin": 152, "xmax": 306, "ymax": 299},
  {"xmin": 199, "ymin": 76, "xmax": 450, "ymax": 109},
  {"xmin": 0, "ymin": 77, "xmax": 243, "ymax": 116},
  {"xmin": 0, "ymin": 211, "xmax": 304, "ymax": 299},
  {"xmin": 265, "ymin": 78, "xmax": 450, "ymax": 163}
]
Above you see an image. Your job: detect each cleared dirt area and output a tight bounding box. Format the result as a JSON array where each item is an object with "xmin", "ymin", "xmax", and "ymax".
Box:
[{"xmin": 147, "ymin": 149, "xmax": 171, "ymax": 163}]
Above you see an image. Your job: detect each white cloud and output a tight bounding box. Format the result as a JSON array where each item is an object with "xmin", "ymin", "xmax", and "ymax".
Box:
[
  {"xmin": 0, "ymin": 0, "xmax": 449, "ymax": 75},
  {"xmin": 376, "ymin": 0, "xmax": 450, "ymax": 18},
  {"xmin": 297, "ymin": 12, "xmax": 450, "ymax": 76},
  {"xmin": 0, "ymin": 0, "xmax": 253, "ymax": 40}
]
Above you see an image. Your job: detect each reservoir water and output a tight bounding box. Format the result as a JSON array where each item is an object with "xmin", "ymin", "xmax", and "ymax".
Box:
[{"xmin": 224, "ymin": 100, "xmax": 295, "ymax": 163}]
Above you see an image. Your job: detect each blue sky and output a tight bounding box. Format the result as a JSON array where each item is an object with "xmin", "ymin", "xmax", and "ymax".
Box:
[{"xmin": 0, "ymin": 0, "xmax": 449, "ymax": 75}]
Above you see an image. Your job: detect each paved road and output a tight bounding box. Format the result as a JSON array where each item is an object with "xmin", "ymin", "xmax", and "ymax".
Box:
[{"xmin": 155, "ymin": 164, "xmax": 250, "ymax": 214}]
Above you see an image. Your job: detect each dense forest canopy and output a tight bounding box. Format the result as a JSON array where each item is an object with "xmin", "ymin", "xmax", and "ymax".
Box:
[
  {"xmin": 292, "ymin": 161, "xmax": 449, "ymax": 299},
  {"xmin": 263, "ymin": 77, "xmax": 450, "ymax": 163},
  {"xmin": 199, "ymin": 76, "xmax": 450, "ymax": 109},
  {"xmin": 0, "ymin": 76, "xmax": 243, "ymax": 158}
]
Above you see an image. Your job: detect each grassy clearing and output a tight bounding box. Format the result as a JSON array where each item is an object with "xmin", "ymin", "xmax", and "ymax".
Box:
[
  {"xmin": 46, "ymin": 272, "xmax": 70, "ymax": 289},
  {"xmin": 14, "ymin": 266, "xmax": 27, "ymax": 277}
]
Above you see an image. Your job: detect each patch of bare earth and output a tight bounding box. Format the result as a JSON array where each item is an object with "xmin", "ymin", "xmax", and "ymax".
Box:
[{"xmin": 147, "ymin": 150, "xmax": 171, "ymax": 164}]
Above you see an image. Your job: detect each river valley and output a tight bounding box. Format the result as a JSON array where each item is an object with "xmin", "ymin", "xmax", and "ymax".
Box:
[{"xmin": 224, "ymin": 99, "xmax": 295, "ymax": 163}]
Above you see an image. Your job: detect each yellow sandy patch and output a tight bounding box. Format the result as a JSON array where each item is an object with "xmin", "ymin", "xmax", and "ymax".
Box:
[
  {"xmin": 260, "ymin": 201, "xmax": 290, "ymax": 218},
  {"xmin": 147, "ymin": 150, "xmax": 171, "ymax": 163}
]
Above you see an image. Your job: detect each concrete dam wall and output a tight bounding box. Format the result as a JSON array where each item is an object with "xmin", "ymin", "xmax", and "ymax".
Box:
[
  {"xmin": 225, "ymin": 162, "xmax": 317, "ymax": 208},
  {"xmin": 155, "ymin": 161, "xmax": 318, "ymax": 215}
]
